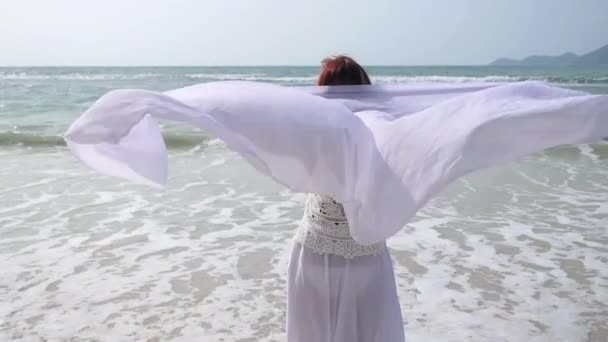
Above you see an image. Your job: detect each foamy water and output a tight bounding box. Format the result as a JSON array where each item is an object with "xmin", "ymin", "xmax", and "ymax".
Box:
[{"xmin": 1, "ymin": 66, "xmax": 607, "ymax": 341}]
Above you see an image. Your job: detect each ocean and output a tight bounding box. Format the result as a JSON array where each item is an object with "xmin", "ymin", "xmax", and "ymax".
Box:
[{"xmin": 1, "ymin": 66, "xmax": 607, "ymax": 342}]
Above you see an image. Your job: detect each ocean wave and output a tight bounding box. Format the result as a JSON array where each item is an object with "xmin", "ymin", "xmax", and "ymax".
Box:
[
  {"xmin": 185, "ymin": 73, "xmax": 319, "ymax": 83},
  {"xmin": 374, "ymin": 75, "xmax": 608, "ymax": 85},
  {"xmin": 3, "ymin": 130, "xmax": 606, "ymax": 159},
  {"xmin": 0, "ymin": 131, "xmax": 209, "ymax": 149},
  {"xmin": 0, "ymin": 72, "xmax": 164, "ymax": 81},
  {"xmin": 372, "ymin": 75, "xmax": 524, "ymax": 83},
  {"xmin": 185, "ymin": 74, "xmax": 526, "ymax": 84},
  {"xmin": 2, "ymin": 71, "xmax": 607, "ymax": 85},
  {"xmin": 186, "ymin": 74, "xmax": 608, "ymax": 85},
  {"xmin": 545, "ymin": 76, "xmax": 608, "ymax": 84}
]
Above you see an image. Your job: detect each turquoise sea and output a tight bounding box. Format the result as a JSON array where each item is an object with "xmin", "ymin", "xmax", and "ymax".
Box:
[{"xmin": 1, "ymin": 66, "xmax": 607, "ymax": 341}]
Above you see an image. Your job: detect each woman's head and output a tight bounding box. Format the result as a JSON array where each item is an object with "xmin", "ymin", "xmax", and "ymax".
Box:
[{"xmin": 317, "ymin": 55, "xmax": 371, "ymax": 86}]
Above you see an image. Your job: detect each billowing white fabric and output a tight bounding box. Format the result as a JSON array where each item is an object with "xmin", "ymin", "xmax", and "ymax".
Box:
[
  {"xmin": 287, "ymin": 243, "xmax": 404, "ymax": 342},
  {"xmin": 64, "ymin": 81, "xmax": 608, "ymax": 243}
]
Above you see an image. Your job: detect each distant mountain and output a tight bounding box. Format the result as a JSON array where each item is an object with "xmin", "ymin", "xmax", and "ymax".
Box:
[
  {"xmin": 577, "ymin": 44, "xmax": 608, "ymax": 65},
  {"xmin": 490, "ymin": 44, "xmax": 608, "ymax": 66}
]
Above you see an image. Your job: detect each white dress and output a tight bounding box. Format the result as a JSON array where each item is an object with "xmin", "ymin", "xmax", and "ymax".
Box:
[{"xmin": 288, "ymin": 194, "xmax": 405, "ymax": 342}]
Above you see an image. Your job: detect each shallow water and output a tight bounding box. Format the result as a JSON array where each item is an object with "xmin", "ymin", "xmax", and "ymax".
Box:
[{"xmin": 1, "ymin": 144, "xmax": 606, "ymax": 341}]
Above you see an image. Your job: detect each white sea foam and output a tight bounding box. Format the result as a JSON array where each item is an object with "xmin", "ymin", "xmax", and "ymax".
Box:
[
  {"xmin": 0, "ymin": 72, "xmax": 164, "ymax": 80},
  {"xmin": 372, "ymin": 75, "xmax": 523, "ymax": 84},
  {"xmin": 2, "ymin": 71, "xmax": 608, "ymax": 87}
]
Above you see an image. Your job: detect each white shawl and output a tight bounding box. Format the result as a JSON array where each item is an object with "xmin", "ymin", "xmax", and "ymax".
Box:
[{"xmin": 64, "ymin": 81, "xmax": 608, "ymax": 243}]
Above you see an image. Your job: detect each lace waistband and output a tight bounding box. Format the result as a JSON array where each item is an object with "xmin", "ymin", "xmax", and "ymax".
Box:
[{"xmin": 294, "ymin": 204, "xmax": 384, "ymax": 259}]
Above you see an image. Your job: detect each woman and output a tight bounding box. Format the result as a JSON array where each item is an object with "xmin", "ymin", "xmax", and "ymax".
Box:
[{"xmin": 287, "ymin": 56, "xmax": 405, "ymax": 342}]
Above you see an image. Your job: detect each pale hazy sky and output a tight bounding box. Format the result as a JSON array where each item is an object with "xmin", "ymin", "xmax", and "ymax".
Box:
[{"xmin": 1, "ymin": 0, "xmax": 606, "ymax": 66}]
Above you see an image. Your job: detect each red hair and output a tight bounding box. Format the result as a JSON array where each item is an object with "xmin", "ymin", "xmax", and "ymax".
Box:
[{"xmin": 317, "ymin": 55, "xmax": 371, "ymax": 86}]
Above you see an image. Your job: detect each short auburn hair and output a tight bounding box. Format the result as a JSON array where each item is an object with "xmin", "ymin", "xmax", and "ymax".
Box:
[{"xmin": 316, "ymin": 55, "xmax": 371, "ymax": 86}]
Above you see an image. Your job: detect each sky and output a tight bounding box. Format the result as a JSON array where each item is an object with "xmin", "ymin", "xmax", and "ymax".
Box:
[{"xmin": 0, "ymin": 0, "xmax": 607, "ymax": 66}]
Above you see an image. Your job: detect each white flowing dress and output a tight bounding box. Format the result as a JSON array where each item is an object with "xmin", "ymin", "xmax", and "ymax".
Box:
[{"xmin": 288, "ymin": 194, "xmax": 404, "ymax": 342}]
